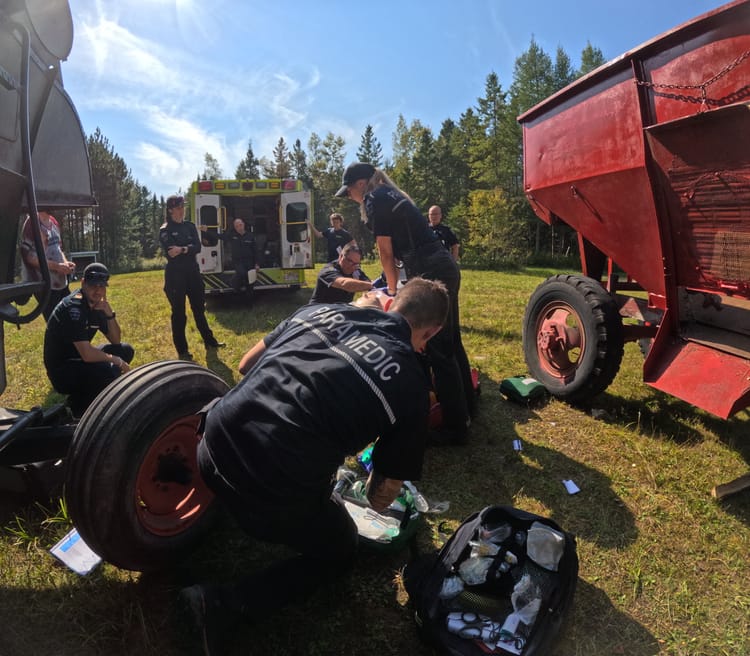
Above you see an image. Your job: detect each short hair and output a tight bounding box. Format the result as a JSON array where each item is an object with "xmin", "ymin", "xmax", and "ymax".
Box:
[
  {"xmin": 340, "ymin": 243, "xmax": 361, "ymax": 258},
  {"xmin": 390, "ymin": 277, "xmax": 448, "ymax": 330}
]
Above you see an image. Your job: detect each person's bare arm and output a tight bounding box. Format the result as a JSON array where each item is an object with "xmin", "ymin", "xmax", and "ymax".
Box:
[
  {"xmin": 365, "ymin": 470, "xmax": 403, "ymax": 512},
  {"xmin": 73, "ymin": 340, "xmax": 129, "ymax": 373},
  {"xmin": 331, "ymin": 277, "xmax": 373, "ymax": 293},
  {"xmin": 238, "ymin": 338, "xmax": 267, "ymax": 375},
  {"xmin": 308, "ymin": 221, "xmax": 323, "ymax": 239}
]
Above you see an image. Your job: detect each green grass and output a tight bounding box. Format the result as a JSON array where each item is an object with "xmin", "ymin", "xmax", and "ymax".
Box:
[{"xmin": 1, "ymin": 266, "xmax": 749, "ymax": 655}]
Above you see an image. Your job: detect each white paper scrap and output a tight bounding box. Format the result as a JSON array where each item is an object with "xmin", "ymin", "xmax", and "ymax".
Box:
[
  {"xmin": 563, "ymin": 479, "xmax": 581, "ymax": 495},
  {"xmin": 50, "ymin": 528, "xmax": 102, "ymax": 575}
]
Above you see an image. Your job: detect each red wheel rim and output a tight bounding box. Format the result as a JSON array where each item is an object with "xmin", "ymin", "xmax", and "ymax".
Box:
[
  {"xmin": 534, "ymin": 302, "xmax": 585, "ymax": 381},
  {"xmin": 135, "ymin": 415, "xmax": 214, "ymax": 536}
]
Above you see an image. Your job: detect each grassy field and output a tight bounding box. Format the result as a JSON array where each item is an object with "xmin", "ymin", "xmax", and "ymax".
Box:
[{"xmin": 1, "ymin": 266, "xmax": 748, "ymax": 656}]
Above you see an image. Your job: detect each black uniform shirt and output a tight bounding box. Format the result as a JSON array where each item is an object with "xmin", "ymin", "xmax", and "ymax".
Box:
[
  {"xmin": 202, "ymin": 303, "xmax": 430, "ymax": 506},
  {"xmin": 158, "ymin": 219, "xmax": 202, "ymax": 275},
  {"xmin": 221, "ymin": 231, "xmax": 257, "ymax": 267},
  {"xmin": 364, "ymin": 186, "xmax": 438, "ymax": 270},
  {"xmin": 309, "ymin": 262, "xmax": 371, "ymax": 304},
  {"xmin": 432, "ymin": 223, "xmax": 459, "ymax": 251},
  {"xmin": 43, "ymin": 290, "xmax": 109, "ymax": 370},
  {"xmin": 322, "ymin": 227, "xmax": 353, "ymax": 261}
]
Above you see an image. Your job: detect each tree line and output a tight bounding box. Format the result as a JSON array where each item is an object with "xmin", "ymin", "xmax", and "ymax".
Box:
[{"xmin": 60, "ymin": 38, "xmax": 606, "ymax": 271}]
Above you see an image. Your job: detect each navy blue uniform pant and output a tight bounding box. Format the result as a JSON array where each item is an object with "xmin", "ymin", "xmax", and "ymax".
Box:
[
  {"xmin": 197, "ymin": 440, "xmax": 358, "ymax": 618},
  {"xmin": 47, "ymin": 342, "xmax": 134, "ymax": 417},
  {"xmin": 410, "ymin": 246, "xmax": 473, "ymax": 435},
  {"xmin": 164, "ymin": 269, "xmax": 215, "ymax": 354}
]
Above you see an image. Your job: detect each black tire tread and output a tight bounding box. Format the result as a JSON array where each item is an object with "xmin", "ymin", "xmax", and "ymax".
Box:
[
  {"xmin": 64, "ymin": 360, "xmax": 229, "ymax": 570},
  {"xmin": 523, "ymin": 274, "xmax": 624, "ymax": 403}
]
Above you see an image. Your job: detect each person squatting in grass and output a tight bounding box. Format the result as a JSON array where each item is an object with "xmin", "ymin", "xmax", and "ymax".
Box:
[
  {"xmin": 180, "ymin": 277, "xmax": 449, "ymax": 656},
  {"xmin": 43, "ymin": 263, "xmax": 134, "ymax": 418},
  {"xmin": 336, "ymin": 162, "xmax": 475, "ymax": 445},
  {"xmin": 159, "ymin": 195, "xmax": 224, "ymax": 359}
]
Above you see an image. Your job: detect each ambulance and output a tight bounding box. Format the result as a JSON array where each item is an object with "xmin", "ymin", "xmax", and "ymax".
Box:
[{"xmin": 187, "ymin": 178, "xmax": 314, "ymax": 295}]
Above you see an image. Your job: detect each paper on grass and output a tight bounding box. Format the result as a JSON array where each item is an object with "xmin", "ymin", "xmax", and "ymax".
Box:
[{"xmin": 50, "ymin": 528, "xmax": 102, "ymax": 575}]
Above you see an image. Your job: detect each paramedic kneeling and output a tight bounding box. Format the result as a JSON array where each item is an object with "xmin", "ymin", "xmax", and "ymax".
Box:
[
  {"xmin": 181, "ymin": 277, "xmax": 449, "ymax": 655},
  {"xmin": 43, "ymin": 263, "xmax": 134, "ymax": 418}
]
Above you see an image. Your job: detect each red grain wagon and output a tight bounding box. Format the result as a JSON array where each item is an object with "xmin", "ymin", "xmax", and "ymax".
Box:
[{"xmin": 519, "ymin": 0, "xmax": 750, "ymax": 422}]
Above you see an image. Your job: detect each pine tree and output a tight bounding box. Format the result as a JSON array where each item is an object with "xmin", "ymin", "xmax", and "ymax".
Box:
[
  {"xmin": 290, "ymin": 138, "xmax": 310, "ymax": 184},
  {"xmin": 356, "ymin": 125, "xmax": 383, "ymax": 167},
  {"xmin": 262, "ymin": 137, "xmax": 292, "ymax": 178},
  {"xmin": 235, "ymin": 140, "xmax": 260, "ymax": 178},
  {"xmin": 86, "ymin": 128, "xmax": 141, "ymax": 270},
  {"xmin": 579, "ymin": 41, "xmax": 607, "ymax": 76},
  {"xmin": 410, "ymin": 128, "xmax": 439, "ymax": 209},
  {"xmin": 554, "ymin": 46, "xmax": 576, "ymax": 90}
]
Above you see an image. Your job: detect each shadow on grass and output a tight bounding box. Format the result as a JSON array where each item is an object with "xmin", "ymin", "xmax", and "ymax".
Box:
[
  {"xmin": 511, "ymin": 434, "xmax": 638, "ymax": 550},
  {"xmin": 584, "ymin": 389, "xmax": 735, "ymax": 445},
  {"xmin": 0, "ymin": 577, "xmax": 194, "ymax": 656},
  {"xmin": 559, "ymin": 578, "xmax": 661, "ymax": 655}
]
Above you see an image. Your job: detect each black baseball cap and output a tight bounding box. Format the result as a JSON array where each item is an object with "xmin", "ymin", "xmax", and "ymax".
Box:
[
  {"xmin": 83, "ymin": 262, "xmax": 110, "ymax": 286},
  {"xmin": 335, "ymin": 162, "xmax": 375, "ymax": 197},
  {"xmin": 166, "ymin": 195, "xmax": 185, "ymax": 210}
]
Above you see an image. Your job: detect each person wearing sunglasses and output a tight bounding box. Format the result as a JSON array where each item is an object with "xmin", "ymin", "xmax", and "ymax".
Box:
[{"xmin": 309, "ymin": 243, "xmax": 372, "ymax": 304}]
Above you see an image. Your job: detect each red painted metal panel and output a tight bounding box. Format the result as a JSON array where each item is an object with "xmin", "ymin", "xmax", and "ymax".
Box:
[{"xmin": 644, "ymin": 339, "xmax": 750, "ymax": 418}]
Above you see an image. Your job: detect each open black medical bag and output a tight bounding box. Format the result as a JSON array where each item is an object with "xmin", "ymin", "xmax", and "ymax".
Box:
[{"xmin": 404, "ymin": 505, "xmax": 578, "ymax": 655}]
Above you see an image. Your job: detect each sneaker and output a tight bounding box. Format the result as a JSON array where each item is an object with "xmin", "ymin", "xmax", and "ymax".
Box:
[
  {"xmin": 205, "ymin": 340, "xmax": 226, "ymax": 348},
  {"xmin": 178, "ymin": 584, "xmax": 234, "ymax": 656},
  {"xmin": 178, "ymin": 351, "xmax": 194, "ymax": 361}
]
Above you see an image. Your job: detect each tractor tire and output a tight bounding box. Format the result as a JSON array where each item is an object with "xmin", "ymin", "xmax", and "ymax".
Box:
[
  {"xmin": 523, "ymin": 274, "xmax": 624, "ymax": 404},
  {"xmin": 64, "ymin": 360, "xmax": 230, "ymax": 572}
]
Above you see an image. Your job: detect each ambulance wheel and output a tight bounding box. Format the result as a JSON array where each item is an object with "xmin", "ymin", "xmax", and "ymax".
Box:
[
  {"xmin": 523, "ymin": 274, "xmax": 624, "ymax": 404},
  {"xmin": 64, "ymin": 360, "xmax": 230, "ymax": 572}
]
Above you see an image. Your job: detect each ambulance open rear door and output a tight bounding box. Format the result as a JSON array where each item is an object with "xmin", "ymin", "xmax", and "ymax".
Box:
[
  {"xmin": 279, "ymin": 190, "xmax": 312, "ymax": 269},
  {"xmin": 194, "ymin": 193, "xmax": 223, "ymax": 274}
]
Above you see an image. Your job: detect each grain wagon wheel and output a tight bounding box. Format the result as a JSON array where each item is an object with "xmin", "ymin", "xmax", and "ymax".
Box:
[
  {"xmin": 64, "ymin": 360, "xmax": 229, "ymax": 571},
  {"xmin": 523, "ymin": 274, "xmax": 624, "ymax": 404}
]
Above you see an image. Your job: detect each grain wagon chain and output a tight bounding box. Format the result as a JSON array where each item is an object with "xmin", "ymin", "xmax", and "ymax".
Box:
[{"xmin": 634, "ymin": 49, "xmax": 750, "ymax": 108}]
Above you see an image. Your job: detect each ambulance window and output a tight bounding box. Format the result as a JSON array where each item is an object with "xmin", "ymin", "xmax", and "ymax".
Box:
[
  {"xmin": 285, "ymin": 202, "xmax": 308, "ymax": 243},
  {"xmin": 199, "ymin": 205, "xmax": 218, "ymax": 244},
  {"xmin": 285, "ymin": 202, "xmax": 307, "ymax": 222},
  {"xmin": 199, "ymin": 205, "xmax": 217, "ymax": 226}
]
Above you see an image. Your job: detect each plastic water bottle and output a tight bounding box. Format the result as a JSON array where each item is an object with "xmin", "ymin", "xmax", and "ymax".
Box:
[{"xmin": 333, "ymin": 467, "xmax": 357, "ymax": 497}]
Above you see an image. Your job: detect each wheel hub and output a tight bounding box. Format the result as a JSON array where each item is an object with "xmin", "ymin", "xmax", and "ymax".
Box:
[
  {"xmin": 135, "ymin": 415, "xmax": 214, "ymax": 536},
  {"xmin": 536, "ymin": 305, "xmax": 584, "ymax": 378}
]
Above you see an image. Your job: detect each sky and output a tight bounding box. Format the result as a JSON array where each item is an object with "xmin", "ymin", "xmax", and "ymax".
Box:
[{"xmin": 60, "ymin": 0, "xmax": 725, "ymax": 199}]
